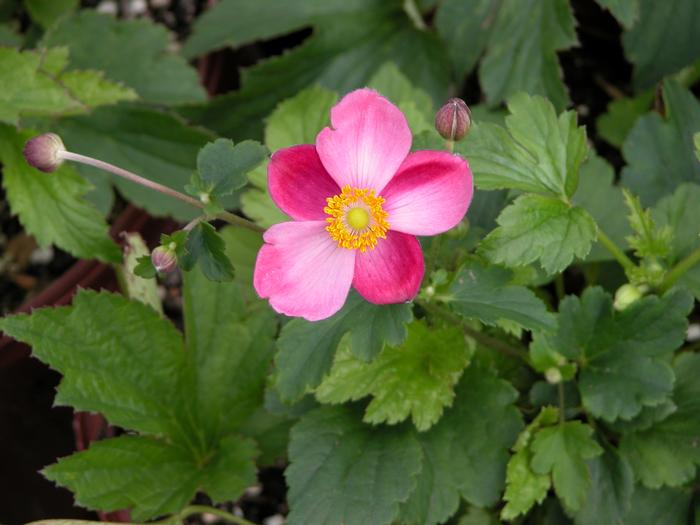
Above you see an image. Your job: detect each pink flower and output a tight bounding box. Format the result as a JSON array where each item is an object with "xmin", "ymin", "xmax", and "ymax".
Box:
[{"xmin": 253, "ymin": 88, "xmax": 473, "ymax": 321}]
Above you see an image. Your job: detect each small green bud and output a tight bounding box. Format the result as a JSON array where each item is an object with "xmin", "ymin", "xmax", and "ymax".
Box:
[
  {"xmin": 199, "ymin": 192, "xmax": 211, "ymax": 205},
  {"xmin": 614, "ymin": 283, "xmax": 643, "ymax": 311},
  {"xmin": 545, "ymin": 367, "xmax": 563, "ymax": 384},
  {"xmin": 151, "ymin": 245, "xmax": 177, "ymax": 273},
  {"xmin": 435, "ymin": 98, "xmax": 471, "ymax": 142},
  {"xmin": 23, "ymin": 133, "xmax": 66, "ymax": 173}
]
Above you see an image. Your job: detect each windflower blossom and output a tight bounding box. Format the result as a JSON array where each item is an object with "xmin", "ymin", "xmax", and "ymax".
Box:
[{"xmin": 254, "ymin": 88, "xmax": 473, "ymax": 321}]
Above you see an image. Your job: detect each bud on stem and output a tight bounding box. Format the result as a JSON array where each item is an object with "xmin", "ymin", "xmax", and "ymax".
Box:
[
  {"xmin": 151, "ymin": 245, "xmax": 178, "ymax": 273},
  {"xmin": 435, "ymin": 98, "xmax": 471, "ymax": 142},
  {"xmin": 23, "ymin": 133, "xmax": 66, "ymax": 172}
]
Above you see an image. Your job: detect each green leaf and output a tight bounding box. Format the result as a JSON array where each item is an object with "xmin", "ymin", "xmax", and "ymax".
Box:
[
  {"xmin": 460, "ymin": 93, "xmax": 587, "ymax": 199},
  {"xmin": 573, "ymin": 155, "xmax": 631, "ymax": 261},
  {"xmin": 479, "ymin": 194, "xmax": 597, "ymax": 274},
  {"xmin": 44, "ymin": 10, "xmax": 206, "ymax": 104},
  {"xmin": 0, "ymin": 47, "xmax": 135, "ymax": 125},
  {"xmin": 275, "ymin": 292, "xmax": 413, "ymax": 401},
  {"xmin": 501, "ymin": 407, "xmax": 559, "ymax": 520},
  {"xmin": 180, "ymin": 3, "xmax": 450, "ymax": 141},
  {"xmin": 316, "ymin": 322, "xmax": 472, "ymax": 431},
  {"xmin": 434, "ymin": 0, "xmax": 499, "ymax": 79},
  {"xmin": 530, "ymin": 421, "xmax": 603, "ymax": 513},
  {"xmin": 623, "ymin": 0, "xmax": 700, "ymax": 89},
  {"xmin": 195, "ymin": 139, "xmax": 267, "ymax": 199},
  {"xmin": 621, "ymin": 79, "xmax": 700, "ymax": 205},
  {"xmin": 0, "ymin": 291, "xmax": 185, "ymax": 436},
  {"xmin": 54, "ymin": 106, "xmax": 215, "ymax": 220},
  {"xmin": 652, "ymin": 183, "xmax": 700, "ymax": 299},
  {"xmin": 43, "ymin": 436, "xmax": 202, "ymax": 521},
  {"xmin": 694, "ymin": 131, "xmax": 700, "ymax": 161},
  {"xmin": 538, "ymin": 287, "xmax": 692, "ymax": 422},
  {"xmin": 623, "ymin": 189, "xmax": 673, "ymax": 259},
  {"xmin": 623, "ymin": 485, "xmax": 692, "ymax": 525},
  {"xmin": 574, "ymin": 448, "xmax": 634, "ymax": 525},
  {"xmin": 458, "ymin": 508, "xmax": 499, "ymax": 525},
  {"xmin": 0, "ymin": 23, "xmax": 22, "ymax": 47},
  {"xmin": 399, "ymin": 365, "xmax": 523, "ymax": 524},
  {"xmin": 607, "ymin": 400, "xmax": 677, "ymax": 434},
  {"xmin": 182, "ymin": 0, "xmax": 376, "ymax": 58},
  {"xmin": 596, "ymin": 91, "xmax": 653, "ymax": 148},
  {"xmin": 117, "ymin": 233, "xmax": 162, "ymax": 313},
  {"xmin": 240, "ymin": 162, "xmax": 290, "ymax": 228},
  {"xmin": 594, "ymin": 0, "xmax": 639, "ymax": 28},
  {"xmin": 479, "ymin": 0, "xmax": 577, "ymax": 110},
  {"xmin": 198, "ymin": 434, "xmax": 259, "ymax": 504},
  {"xmin": 264, "ymin": 85, "xmax": 337, "ymax": 151},
  {"xmin": 180, "ymin": 222, "xmax": 235, "ymax": 282},
  {"xmin": 286, "ymin": 405, "xmax": 422, "ymax": 525},
  {"xmin": 620, "ymin": 353, "xmax": 700, "ymax": 488},
  {"xmin": 25, "ymin": 0, "xmax": 78, "ymax": 27},
  {"xmin": 443, "ymin": 260, "xmax": 556, "ymax": 332},
  {"xmin": 0, "ymin": 125, "xmax": 120, "ymax": 263}
]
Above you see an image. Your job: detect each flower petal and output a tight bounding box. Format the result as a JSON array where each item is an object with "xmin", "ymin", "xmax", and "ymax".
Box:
[
  {"xmin": 268, "ymin": 144, "xmax": 340, "ymax": 221},
  {"xmin": 316, "ymin": 88, "xmax": 412, "ymax": 193},
  {"xmin": 353, "ymin": 231, "xmax": 424, "ymax": 304},
  {"xmin": 254, "ymin": 221, "xmax": 355, "ymax": 321},
  {"xmin": 382, "ymin": 150, "xmax": 473, "ymax": 236}
]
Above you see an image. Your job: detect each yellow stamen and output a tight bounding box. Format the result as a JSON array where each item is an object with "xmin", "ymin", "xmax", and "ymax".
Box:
[{"xmin": 324, "ymin": 185, "xmax": 390, "ymax": 252}]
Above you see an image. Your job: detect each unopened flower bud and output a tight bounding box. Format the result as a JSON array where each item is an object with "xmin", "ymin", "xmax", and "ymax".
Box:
[
  {"xmin": 545, "ymin": 367, "xmax": 562, "ymax": 384},
  {"xmin": 614, "ymin": 283, "xmax": 643, "ymax": 311},
  {"xmin": 23, "ymin": 133, "xmax": 66, "ymax": 173},
  {"xmin": 435, "ymin": 98, "xmax": 471, "ymax": 142},
  {"xmin": 151, "ymin": 246, "xmax": 177, "ymax": 273}
]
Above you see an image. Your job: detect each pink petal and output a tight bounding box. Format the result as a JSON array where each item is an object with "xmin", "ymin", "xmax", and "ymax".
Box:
[
  {"xmin": 268, "ymin": 144, "xmax": 340, "ymax": 221},
  {"xmin": 316, "ymin": 88, "xmax": 412, "ymax": 193},
  {"xmin": 254, "ymin": 221, "xmax": 355, "ymax": 321},
  {"xmin": 353, "ymin": 231, "xmax": 424, "ymax": 304},
  {"xmin": 382, "ymin": 151, "xmax": 473, "ymax": 236}
]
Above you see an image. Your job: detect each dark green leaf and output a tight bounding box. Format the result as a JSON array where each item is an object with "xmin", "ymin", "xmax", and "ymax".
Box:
[
  {"xmin": 443, "ymin": 260, "xmax": 556, "ymax": 332},
  {"xmin": 596, "ymin": 91, "xmax": 653, "ymax": 148},
  {"xmin": 181, "ymin": 222, "xmax": 235, "ymax": 282},
  {"xmin": 44, "ymin": 10, "xmax": 206, "ymax": 104},
  {"xmin": 623, "ymin": 485, "xmax": 692, "ymax": 525},
  {"xmin": 286, "ymin": 405, "xmax": 422, "ymax": 525},
  {"xmin": 0, "ymin": 125, "xmax": 120, "ymax": 262},
  {"xmin": 25, "ymin": 0, "xmax": 78, "ymax": 27},
  {"xmin": 621, "ymin": 80, "xmax": 700, "ymax": 205},
  {"xmin": 595, "ymin": 0, "xmax": 639, "ymax": 28},
  {"xmin": 133, "ymin": 255, "xmax": 157, "ymax": 279}
]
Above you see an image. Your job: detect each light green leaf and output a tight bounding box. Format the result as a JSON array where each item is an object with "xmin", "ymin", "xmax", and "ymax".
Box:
[
  {"xmin": 501, "ymin": 407, "xmax": 559, "ymax": 520},
  {"xmin": 620, "ymin": 353, "xmax": 700, "ymax": 488},
  {"xmin": 0, "ymin": 125, "xmax": 120, "ymax": 263},
  {"xmin": 44, "ymin": 10, "xmax": 206, "ymax": 104},
  {"xmin": 180, "ymin": 3, "xmax": 450, "ymax": 141},
  {"xmin": 442, "ymin": 260, "xmax": 556, "ymax": 332},
  {"xmin": 275, "ymin": 292, "xmax": 413, "ymax": 401},
  {"xmin": 573, "ymin": 155, "xmax": 631, "ymax": 261},
  {"xmin": 286, "ymin": 405, "xmax": 422, "ymax": 525},
  {"xmin": 623, "ymin": 0, "xmax": 700, "ymax": 89},
  {"xmin": 180, "ymin": 222, "xmax": 235, "ymax": 282},
  {"xmin": 595, "ymin": 0, "xmax": 639, "ymax": 28},
  {"xmin": 264, "ymin": 85, "xmax": 337, "ymax": 151},
  {"xmin": 434, "ymin": 0, "xmax": 499, "ymax": 79},
  {"xmin": 399, "ymin": 365, "xmax": 523, "ymax": 524},
  {"xmin": 652, "ymin": 183, "xmax": 700, "ymax": 299},
  {"xmin": 25, "ymin": 0, "xmax": 78, "ymax": 27},
  {"xmin": 316, "ymin": 322, "xmax": 471, "ymax": 431},
  {"xmin": 461, "ymin": 93, "xmax": 588, "ymax": 199},
  {"xmin": 479, "ymin": 0, "xmax": 577, "ymax": 110},
  {"xmin": 530, "ymin": 421, "xmax": 603, "ymax": 513},
  {"xmin": 43, "ymin": 436, "xmax": 201, "ymax": 521},
  {"xmin": 240, "ymin": 162, "xmax": 289, "ymax": 228},
  {"xmin": 574, "ymin": 448, "xmax": 634, "ymax": 525},
  {"xmin": 538, "ymin": 287, "xmax": 692, "ymax": 422},
  {"xmin": 479, "ymin": 194, "xmax": 597, "ymax": 274},
  {"xmin": 117, "ymin": 233, "xmax": 162, "ymax": 313},
  {"xmin": 54, "ymin": 106, "xmax": 214, "ymax": 220},
  {"xmin": 621, "ymin": 79, "xmax": 700, "ymax": 205},
  {"xmin": 195, "ymin": 139, "xmax": 267, "ymax": 199},
  {"xmin": 0, "ymin": 291, "xmax": 185, "ymax": 436},
  {"xmin": 0, "ymin": 47, "xmax": 135, "ymax": 125},
  {"xmin": 694, "ymin": 131, "xmax": 700, "ymax": 161},
  {"xmin": 596, "ymin": 91, "xmax": 653, "ymax": 148},
  {"xmin": 623, "ymin": 189, "xmax": 673, "ymax": 259}
]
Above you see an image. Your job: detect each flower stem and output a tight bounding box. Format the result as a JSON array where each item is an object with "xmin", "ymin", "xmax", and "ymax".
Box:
[
  {"xmin": 176, "ymin": 505, "xmax": 257, "ymax": 525},
  {"xmin": 59, "ymin": 151, "xmax": 265, "ymax": 234},
  {"xmin": 403, "ymin": 0, "xmax": 427, "ymax": 30},
  {"xmin": 597, "ymin": 228, "xmax": 636, "ymax": 274},
  {"xmin": 659, "ymin": 246, "xmax": 700, "ymax": 292},
  {"xmin": 417, "ymin": 300, "xmax": 531, "ymax": 366}
]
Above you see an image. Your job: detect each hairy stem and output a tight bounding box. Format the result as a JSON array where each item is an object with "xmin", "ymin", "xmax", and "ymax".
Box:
[
  {"xmin": 60, "ymin": 151, "xmax": 264, "ymax": 234},
  {"xmin": 597, "ymin": 228, "xmax": 636, "ymax": 274},
  {"xmin": 659, "ymin": 246, "xmax": 700, "ymax": 292}
]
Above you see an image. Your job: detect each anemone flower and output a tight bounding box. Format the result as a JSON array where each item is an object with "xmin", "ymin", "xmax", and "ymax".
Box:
[{"xmin": 254, "ymin": 88, "xmax": 473, "ymax": 321}]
